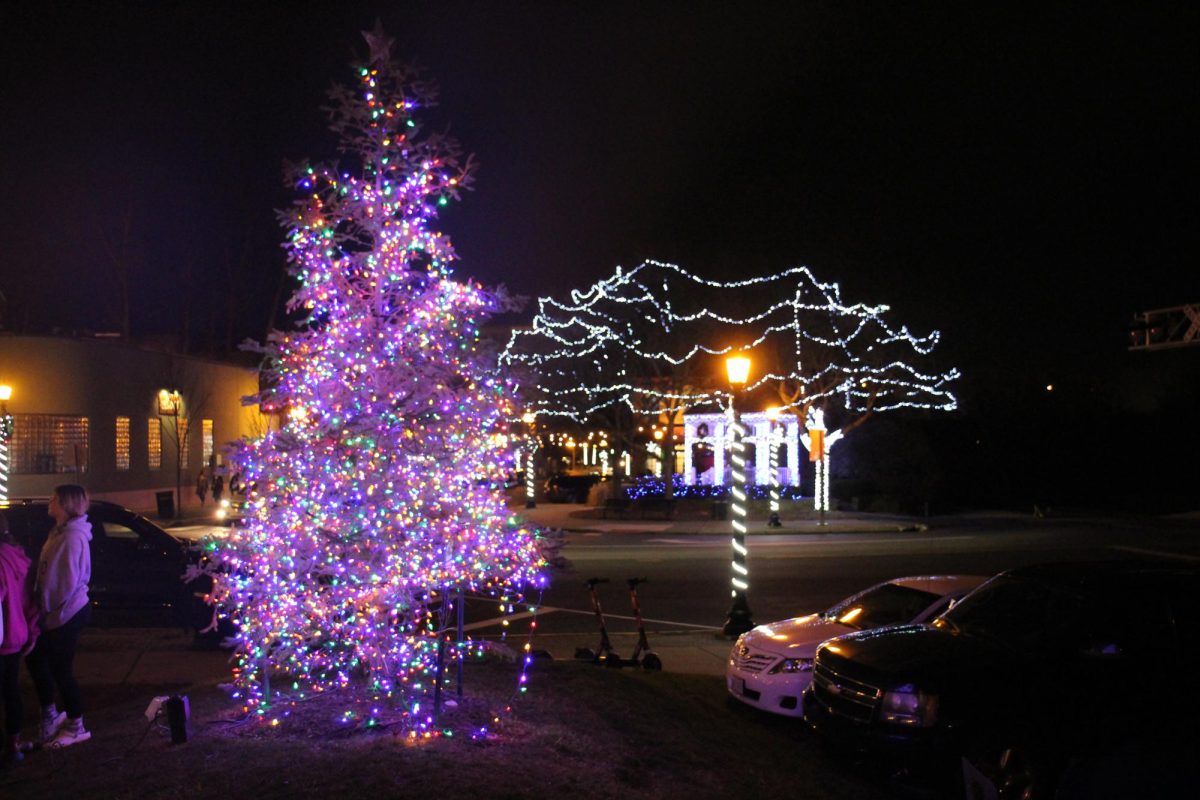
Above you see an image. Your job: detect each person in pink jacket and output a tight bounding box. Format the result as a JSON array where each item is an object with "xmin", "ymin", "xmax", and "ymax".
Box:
[
  {"xmin": 0, "ymin": 512, "xmax": 40, "ymax": 765},
  {"xmin": 26, "ymin": 485, "xmax": 92, "ymax": 749}
]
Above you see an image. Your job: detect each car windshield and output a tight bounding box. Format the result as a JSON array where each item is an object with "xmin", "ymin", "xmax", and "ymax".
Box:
[
  {"xmin": 939, "ymin": 574, "xmax": 1086, "ymax": 650},
  {"xmin": 825, "ymin": 583, "xmax": 940, "ymax": 630}
]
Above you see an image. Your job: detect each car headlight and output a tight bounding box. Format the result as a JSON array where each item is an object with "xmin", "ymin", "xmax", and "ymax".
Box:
[
  {"xmin": 769, "ymin": 657, "xmax": 814, "ymax": 674},
  {"xmin": 880, "ymin": 683, "xmax": 938, "ymax": 727}
]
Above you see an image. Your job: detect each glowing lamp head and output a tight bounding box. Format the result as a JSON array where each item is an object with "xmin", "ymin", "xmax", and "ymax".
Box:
[
  {"xmin": 766, "ymin": 406, "xmax": 780, "ymax": 421},
  {"xmin": 157, "ymin": 388, "xmax": 182, "ymax": 415},
  {"xmin": 521, "ymin": 411, "xmax": 536, "ymax": 425},
  {"xmin": 0, "ymin": 385, "xmax": 11, "ymax": 402},
  {"xmin": 725, "ymin": 355, "xmax": 751, "ymax": 386}
]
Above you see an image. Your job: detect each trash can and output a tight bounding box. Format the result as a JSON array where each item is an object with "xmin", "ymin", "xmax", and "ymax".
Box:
[
  {"xmin": 711, "ymin": 501, "xmax": 728, "ymax": 520},
  {"xmin": 155, "ymin": 490, "xmax": 175, "ymax": 519}
]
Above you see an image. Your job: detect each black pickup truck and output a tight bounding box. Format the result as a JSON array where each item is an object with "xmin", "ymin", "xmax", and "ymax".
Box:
[{"xmin": 803, "ymin": 560, "xmax": 1200, "ymax": 799}]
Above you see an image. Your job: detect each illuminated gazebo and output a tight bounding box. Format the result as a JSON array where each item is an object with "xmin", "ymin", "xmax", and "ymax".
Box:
[{"xmin": 682, "ymin": 411, "xmax": 801, "ymax": 487}]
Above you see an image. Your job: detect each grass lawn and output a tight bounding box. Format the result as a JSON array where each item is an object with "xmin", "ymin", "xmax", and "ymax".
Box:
[{"xmin": 1, "ymin": 654, "xmax": 891, "ymax": 800}]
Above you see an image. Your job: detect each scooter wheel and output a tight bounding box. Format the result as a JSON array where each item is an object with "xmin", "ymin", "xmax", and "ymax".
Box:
[{"xmin": 641, "ymin": 653, "xmax": 663, "ymax": 671}]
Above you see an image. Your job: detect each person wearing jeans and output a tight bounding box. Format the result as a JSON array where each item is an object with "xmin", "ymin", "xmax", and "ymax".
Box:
[{"xmin": 26, "ymin": 484, "xmax": 92, "ymax": 748}]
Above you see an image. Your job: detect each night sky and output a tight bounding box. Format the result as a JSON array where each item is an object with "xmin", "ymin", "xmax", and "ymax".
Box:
[{"xmin": 2, "ymin": 3, "xmax": 1196, "ymax": 505}]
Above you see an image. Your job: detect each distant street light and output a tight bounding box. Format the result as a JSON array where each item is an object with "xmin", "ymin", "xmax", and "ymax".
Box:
[
  {"xmin": 725, "ymin": 355, "xmax": 751, "ymax": 385},
  {"xmin": 157, "ymin": 388, "xmax": 182, "ymax": 416},
  {"xmin": 722, "ymin": 354, "xmax": 755, "ymax": 637}
]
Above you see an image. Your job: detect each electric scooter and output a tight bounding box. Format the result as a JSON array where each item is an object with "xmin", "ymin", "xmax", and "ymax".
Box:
[
  {"xmin": 624, "ymin": 578, "xmax": 662, "ymax": 671},
  {"xmin": 575, "ymin": 578, "xmax": 621, "ymax": 666}
]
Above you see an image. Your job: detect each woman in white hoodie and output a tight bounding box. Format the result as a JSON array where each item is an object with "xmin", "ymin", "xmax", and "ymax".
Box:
[{"xmin": 26, "ymin": 484, "xmax": 92, "ymax": 748}]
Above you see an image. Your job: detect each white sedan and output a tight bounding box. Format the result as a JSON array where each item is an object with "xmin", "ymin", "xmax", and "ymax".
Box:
[{"xmin": 726, "ymin": 575, "xmax": 987, "ymax": 717}]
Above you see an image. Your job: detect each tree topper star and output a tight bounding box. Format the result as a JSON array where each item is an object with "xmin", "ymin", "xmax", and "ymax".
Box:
[{"xmin": 362, "ymin": 19, "xmax": 394, "ymax": 65}]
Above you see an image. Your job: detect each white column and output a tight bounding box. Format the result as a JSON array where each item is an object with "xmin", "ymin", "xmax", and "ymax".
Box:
[
  {"xmin": 754, "ymin": 418, "xmax": 771, "ymax": 485},
  {"xmin": 787, "ymin": 421, "xmax": 800, "ymax": 486},
  {"xmin": 683, "ymin": 422, "xmax": 696, "ymax": 485},
  {"xmin": 713, "ymin": 421, "xmax": 726, "ymax": 486}
]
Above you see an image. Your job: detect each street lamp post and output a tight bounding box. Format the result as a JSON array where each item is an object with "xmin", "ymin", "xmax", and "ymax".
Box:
[
  {"xmin": 806, "ymin": 408, "xmax": 829, "ymax": 526},
  {"xmin": 522, "ymin": 412, "xmax": 538, "ymax": 509},
  {"xmin": 722, "ymin": 355, "xmax": 755, "ymax": 637},
  {"xmin": 0, "ymin": 385, "xmax": 13, "ymax": 503},
  {"xmin": 158, "ymin": 388, "xmax": 183, "ymax": 518}
]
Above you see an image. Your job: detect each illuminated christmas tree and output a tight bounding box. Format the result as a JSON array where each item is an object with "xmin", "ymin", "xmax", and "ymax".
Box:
[{"xmin": 213, "ymin": 26, "xmax": 545, "ymax": 732}]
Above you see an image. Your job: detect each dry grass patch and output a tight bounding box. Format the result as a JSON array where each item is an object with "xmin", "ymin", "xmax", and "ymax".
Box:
[{"xmin": 2, "ymin": 657, "xmax": 889, "ymax": 800}]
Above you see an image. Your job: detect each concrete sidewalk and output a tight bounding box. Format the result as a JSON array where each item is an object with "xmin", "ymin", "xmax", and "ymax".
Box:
[{"xmin": 528, "ymin": 628, "xmax": 733, "ymax": 676}]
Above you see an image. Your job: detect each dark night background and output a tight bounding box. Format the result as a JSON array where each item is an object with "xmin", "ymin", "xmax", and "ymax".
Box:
[{"xmin": 1, "ymin": 2, "xmax": 1195, "ymax": 512}]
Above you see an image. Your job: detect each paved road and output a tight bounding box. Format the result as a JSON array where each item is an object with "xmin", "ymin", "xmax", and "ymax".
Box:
[
  {"xmin": 61, "ymin": 508, "xmax": 1199, "ymax": 684},
  {"xmin": 467, "ymin": 509, "xmax": 1200, "ymax": 660},
  {"xmin": 162, "ymin": 504, "xmax": 1200, "ymax": 672}
]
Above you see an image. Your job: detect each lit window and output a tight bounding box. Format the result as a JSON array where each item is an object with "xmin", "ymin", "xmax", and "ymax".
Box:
[
  {"xmin": 148, "ymin": 418, "xmax": 162, "ymax": 470},
  {"xmin": 115, "ymin": 416, "xmax": 130, "ymax": 470},
  {"xmin": 10, "ymin": 414, "xmax": 89, "ymax": 474}
]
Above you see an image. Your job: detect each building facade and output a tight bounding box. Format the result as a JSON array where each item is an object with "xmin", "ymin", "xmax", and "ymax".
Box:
[{"xmin": 0, "ymin": 335, "xmax": 266, "ymax": 514}]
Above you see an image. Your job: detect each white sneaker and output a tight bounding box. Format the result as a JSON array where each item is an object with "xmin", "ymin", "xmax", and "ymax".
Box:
[
  {"xmin": 46, "ymin": 719, "xmax": 90, "ymax": 749},
  {"xmin": 40, "ymin": 710, "xmax": 66, "ymax": 744}
]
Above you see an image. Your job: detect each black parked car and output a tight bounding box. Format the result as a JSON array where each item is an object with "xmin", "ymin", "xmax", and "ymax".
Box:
[
  {"xmin": 803, "ymin": 560, "xmax": 1200, "ymax": 799},
  {"xmin": 1, "ymin": 499, "xmax": 212, "ymax": 629},
  {"xmin": 543, "ymin": 473, "xmax": 602, "ymax": 503}
]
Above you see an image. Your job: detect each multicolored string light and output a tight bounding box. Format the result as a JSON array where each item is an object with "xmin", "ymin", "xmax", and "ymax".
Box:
[{"xmin": 210, "ymin": 29, "xmax": 545, "ymax": 735}]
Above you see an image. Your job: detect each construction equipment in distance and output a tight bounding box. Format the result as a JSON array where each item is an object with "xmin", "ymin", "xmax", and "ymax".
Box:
[{"xmin": 1128, "ymin": 303, "xmax": 1200, "ymax": 351}]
